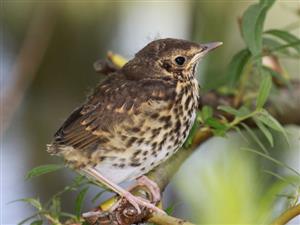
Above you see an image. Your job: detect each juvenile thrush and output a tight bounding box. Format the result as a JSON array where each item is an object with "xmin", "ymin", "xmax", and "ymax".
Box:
[{"xmin": 47, "ymin": 38, "xmax": 222, "ymax": 213}]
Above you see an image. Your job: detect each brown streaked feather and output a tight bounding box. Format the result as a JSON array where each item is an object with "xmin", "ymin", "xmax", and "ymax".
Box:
[{"xmin": 48, "ymin": 72, "xmax": 177, "ymax": 156}]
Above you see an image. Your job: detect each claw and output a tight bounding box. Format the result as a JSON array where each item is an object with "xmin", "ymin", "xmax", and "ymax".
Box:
[
  {"xmin": 135, "ymin": 196, "xmax": 166, "ymax": 214},
  {"xmin": 122, "ymin": 192, "xmax": 142, "ymax": 214},
  {"xmin": 109, "ymin": 192, "xmax": 165, "ymax": 215},
  {"xmin": 136, "ymin": 176, "xmax": 161, "ymax": 203}
]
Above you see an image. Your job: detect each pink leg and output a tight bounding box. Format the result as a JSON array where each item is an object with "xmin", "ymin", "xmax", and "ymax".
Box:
[
  {"xmin": 82, "ymin": 168, "xmax": 164, "ymax": 214},
  {"xmin": 136, "ymin": 176, "xmax": 161, "ymax": 203}
]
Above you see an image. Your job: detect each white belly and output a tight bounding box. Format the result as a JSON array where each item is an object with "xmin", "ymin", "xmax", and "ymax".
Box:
[{"xmin": 94, "ymin": 111, "xmax": 196, "ymax": 184}]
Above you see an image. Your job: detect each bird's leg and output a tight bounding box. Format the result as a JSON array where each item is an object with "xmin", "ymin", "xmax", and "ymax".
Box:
[
  {"xmin": 82, "ymin": 168, "xmax": 164, "ymax": 214},
  {"xmin": 131, "ymin": 175, "xmax": 161, "ymax": 203},
  {"xmin": 82, "ymin": 168, "xmax": 141, "ymax": 213}
]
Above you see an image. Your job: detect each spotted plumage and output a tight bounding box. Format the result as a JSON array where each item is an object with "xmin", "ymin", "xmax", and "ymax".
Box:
[{"xmin": 47, "ymin": 38, "xmax": 222, "ymax": 212}]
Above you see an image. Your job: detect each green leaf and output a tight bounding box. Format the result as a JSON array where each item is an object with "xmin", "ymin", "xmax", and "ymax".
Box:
[
  {"xmin": 91, "ymin": 190, "xmax": 106, "ymax": 203},
  {"xmin": 26, "ymin": 164, "xmax": 63, "ymax": 180},
  {"xmin": 234, "ymin": 126, "xmax": 250, "ymax": 144},
  {"xmin": 218, "ymin": 105, "xmax": 240, "ymax": 116},
  {"xmin": 205, "ymin": 118, "xmax": 228, "ymax": 136},
  {"xmin": 240, "ymin": 123, "xmax": 269, "ymax": 154},
  {"xmin": 253, "ymin": 117, "xmax": 274, "ymax": 147},
  {"xmin": 263, "ymin": 170, "xmax": 297, "ymax": 188},
  {"xmin": 259, "ymin": 0, "xmax": 276, "ymax": 8},
  {"xmin": 236, "ymin": 106, "xmax": 251, "ymax": 118},
  {"xmin": 226, "ymin": 49, "xmax": 251, "ymax": 86},
  {"xmin": 75, "ymin": 187, "xmax": 89, "ymax": 219},
  {"xmin": 49, "ymin": 196, "xmax": 61, "ymax": 218},
  {"xmin": 18, "ymin": 213, "xmax": 40, "ymax": 225},
  {"xmin": 13, "ymin": 198, "xmax": 43, "ymax": 211},
  {"xmin": 205, "ymin": 118, "xmax": 227, "ymax": 130},
  {"xmin": 201, "ymin": 106, "xmax": 213, "ymax": 121},
  {"xmin": 30, "ymin": 220, "xmax": 43, "ymax": 225},
  {"xmin": 60, "ymin": 212, "xmax": 77, "ymax": 219},
  {"xmin": 242, "ymin": 147, "xmax": 300, "ymax": 177},
  {"xmin": 165, "ymin": 203, "xmax": 177, "ymax": 215},
  {"xmin": 265, "ymin": 29, "xmax": 300, "ymax": 54},
  {"xmin": 242, "ymin": 0, "xmax": 275, "ymax": 56},
  {"xmin": 256, "ymin": 73, "xmax": 272, "ymax": 109},
  {"xmin": 256, "ymin": 110, "xmax": 289, "ymax": 143},
  {"xmin": 263, "ymin": 37, "xmax": 291, "ymax": 55}
]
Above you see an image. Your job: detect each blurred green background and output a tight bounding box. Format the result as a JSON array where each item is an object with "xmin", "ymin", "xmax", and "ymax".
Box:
[{"xmin": 1, "ymin": 1, "xmax": 299, "ymax": 224}]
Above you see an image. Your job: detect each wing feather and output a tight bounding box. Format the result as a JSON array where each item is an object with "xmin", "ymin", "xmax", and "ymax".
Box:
[{"xmin": 48, "ymin": 74, "xmax": 176, "ymax": 155}]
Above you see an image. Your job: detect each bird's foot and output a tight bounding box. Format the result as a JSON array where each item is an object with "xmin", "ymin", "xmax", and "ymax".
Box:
[
  {"xmin": 109, "ymin": 190, "xmax": 165, "ymax": 215},
  {"xmin": 136, "ymin": 175, "xmax": 161, "ymax": 203},
  {"xmin": 135, "ymin": 196, "xmax": 165, "ymax": 214}
]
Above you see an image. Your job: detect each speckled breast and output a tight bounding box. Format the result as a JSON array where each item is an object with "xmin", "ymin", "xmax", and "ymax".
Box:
[{"xmin": 94, "ymin": 78, "xmax": 199, "ymax": 183}]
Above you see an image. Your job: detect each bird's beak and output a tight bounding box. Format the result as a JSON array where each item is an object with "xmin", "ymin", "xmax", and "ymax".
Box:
[
  {"xmin": 200, "ymin": 42, "xmax": 223, "ymax": 54},
  {"xmin": 191, "ymin": 42, "xmax": 223, "ymax": 63}
]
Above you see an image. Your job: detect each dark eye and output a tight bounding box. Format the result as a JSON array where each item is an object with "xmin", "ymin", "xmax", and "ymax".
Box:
[{"xmin": 175, "ymin": 56, "xmax": 185, "ymax": 65}]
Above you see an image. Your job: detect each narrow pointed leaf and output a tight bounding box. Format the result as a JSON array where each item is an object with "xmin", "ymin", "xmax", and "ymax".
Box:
[
  {"xmin": 26, "ymin": 164, "xmax": 64, "ymax": 180},
  {"xmin": 259, "ymin": 0, "xmax": 276, "ymax": 8},
  {"xmin": 205, "ymin": 118, "xmax": 228, "ymax": 130},
  {"xmin": 263, "ymin": 37, "xmax": 291, "ymax": 55},
  {"xmin": 92, "ymin": 190, "xmax": 106, "ymax": 203},
  {"xmin": 218, "ymin": 105, "xmax": 240, "ymax": 116},
  {"xmin": 265, "ymin": 29, "xmax": 300, "ymax": 54},
  {"xmin": 256, "ymin": 73, "xmax": 272, "ymax": 109},
  {"xmin": 13, "ymin": 198, "xmax": 42, "ymax": 211},
  {"xmin": 242, "ymin": 147, "xmax": 300, "ymax": 177},
  {"xmin": 256, "ymin": 110, "xmax": 289, "ymax": 143},
  {"xmin": 254, "ymin": 117, "xmax": 274, "ymax": 147},
  {"xmin": 60, "ymin": 212, "xmax": 77, "ymax": 219},
  {"xmin": 242, "ymin": 0, "xmax": 275, "ymax": 56},
  {"xmin": 226, "ymin": 49, "xmax": 251, "ymax": 86},
  {"xmin": 236, "ymin": 106, "xmax": 251, "ymax": 117},
  {"xmin": 30, "ymin": 220, "xmax": 43, "ymax": 225},
  {"xmin": 263, "ymin": 170, "xmax": 297, "ymax": 188},
  {"xmin": 240, "ymin": 123, "xmax": 269, "ymax": 154},
  {"xmin": 234, "ymin": 126, "xmax": 250, "ymax": 144},
  {"xmin": 18, "ymin": 213, "xmax": 40, "ymax": 225},
  {"xmin": 50, "ymin": 196, "xmax": 61, "ymax": 218},
  {"xmin": 75, "ymin": 187, "xmax": 89, "ymax": 219}
]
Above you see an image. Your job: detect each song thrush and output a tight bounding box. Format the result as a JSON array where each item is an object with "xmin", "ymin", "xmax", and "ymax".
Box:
[{"xmin": 47, "ymin": 38, "xmax": 222, "ymax": 213}]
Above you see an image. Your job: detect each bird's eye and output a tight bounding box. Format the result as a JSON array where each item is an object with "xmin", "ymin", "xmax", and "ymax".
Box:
[{"xmin": 174, "ymin": 56, "xmax": 185, "ymax": 65}]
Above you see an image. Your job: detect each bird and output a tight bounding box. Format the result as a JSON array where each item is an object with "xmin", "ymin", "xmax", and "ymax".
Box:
[{"xmin": 47, "ymin": 38, "xmax": 222, "ymax": 214}]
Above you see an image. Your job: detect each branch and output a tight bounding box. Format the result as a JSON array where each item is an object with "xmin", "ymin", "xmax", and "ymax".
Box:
[
  {"xmin": 148, "ymin": 213, "xmax": 197, "ymax": 225},
  {"xmin": 81, "ymin": 56, "xmax": 300, "ymax": 225},
  {"xmin": 270, "ymin": 204, "xmax": 300, "ymax": 225}
]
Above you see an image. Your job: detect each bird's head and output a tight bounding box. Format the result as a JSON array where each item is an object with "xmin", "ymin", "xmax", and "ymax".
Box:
[{"xmin": 123, "ymin": 38, "xmax": 223, "ymax": 81}]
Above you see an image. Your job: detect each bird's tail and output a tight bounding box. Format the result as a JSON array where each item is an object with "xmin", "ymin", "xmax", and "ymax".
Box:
[{"xmin": 46, "ymin": 143, "xmax": 60, "ymax": 155}]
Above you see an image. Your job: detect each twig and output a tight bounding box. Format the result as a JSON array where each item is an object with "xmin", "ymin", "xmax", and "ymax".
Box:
[
  {"xmin": 270, "ymin": 204, "xmax": 300, "ymax": 225},
  {"xmin": 148, "ymin": 213, "xmax": 197, "ymax": 225},
  {"xmin": 0, "ymin": 3, "xmax": 56, "ymax": 136}
]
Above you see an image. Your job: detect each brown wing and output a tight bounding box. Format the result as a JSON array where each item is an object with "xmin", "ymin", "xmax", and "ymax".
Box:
[{"xmin": 48, "ymin": 73, "xmax": 176, "ymax": 154}]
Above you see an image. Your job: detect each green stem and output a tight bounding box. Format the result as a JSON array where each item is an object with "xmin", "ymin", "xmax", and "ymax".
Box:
[
  {"xmin": 229, "ymin": 110, "xmax": 259, "ymax": 128},
  {"xmin": 270, "ymin": 204, "xmax": 300, "ymax": 225},
  {"xmin": 252, "ymin": 41, "xmax": 300, "ymax": 60},
  {"xmin": 269, "ymin": 41, "xmax": 300, "ymax": 53}
]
